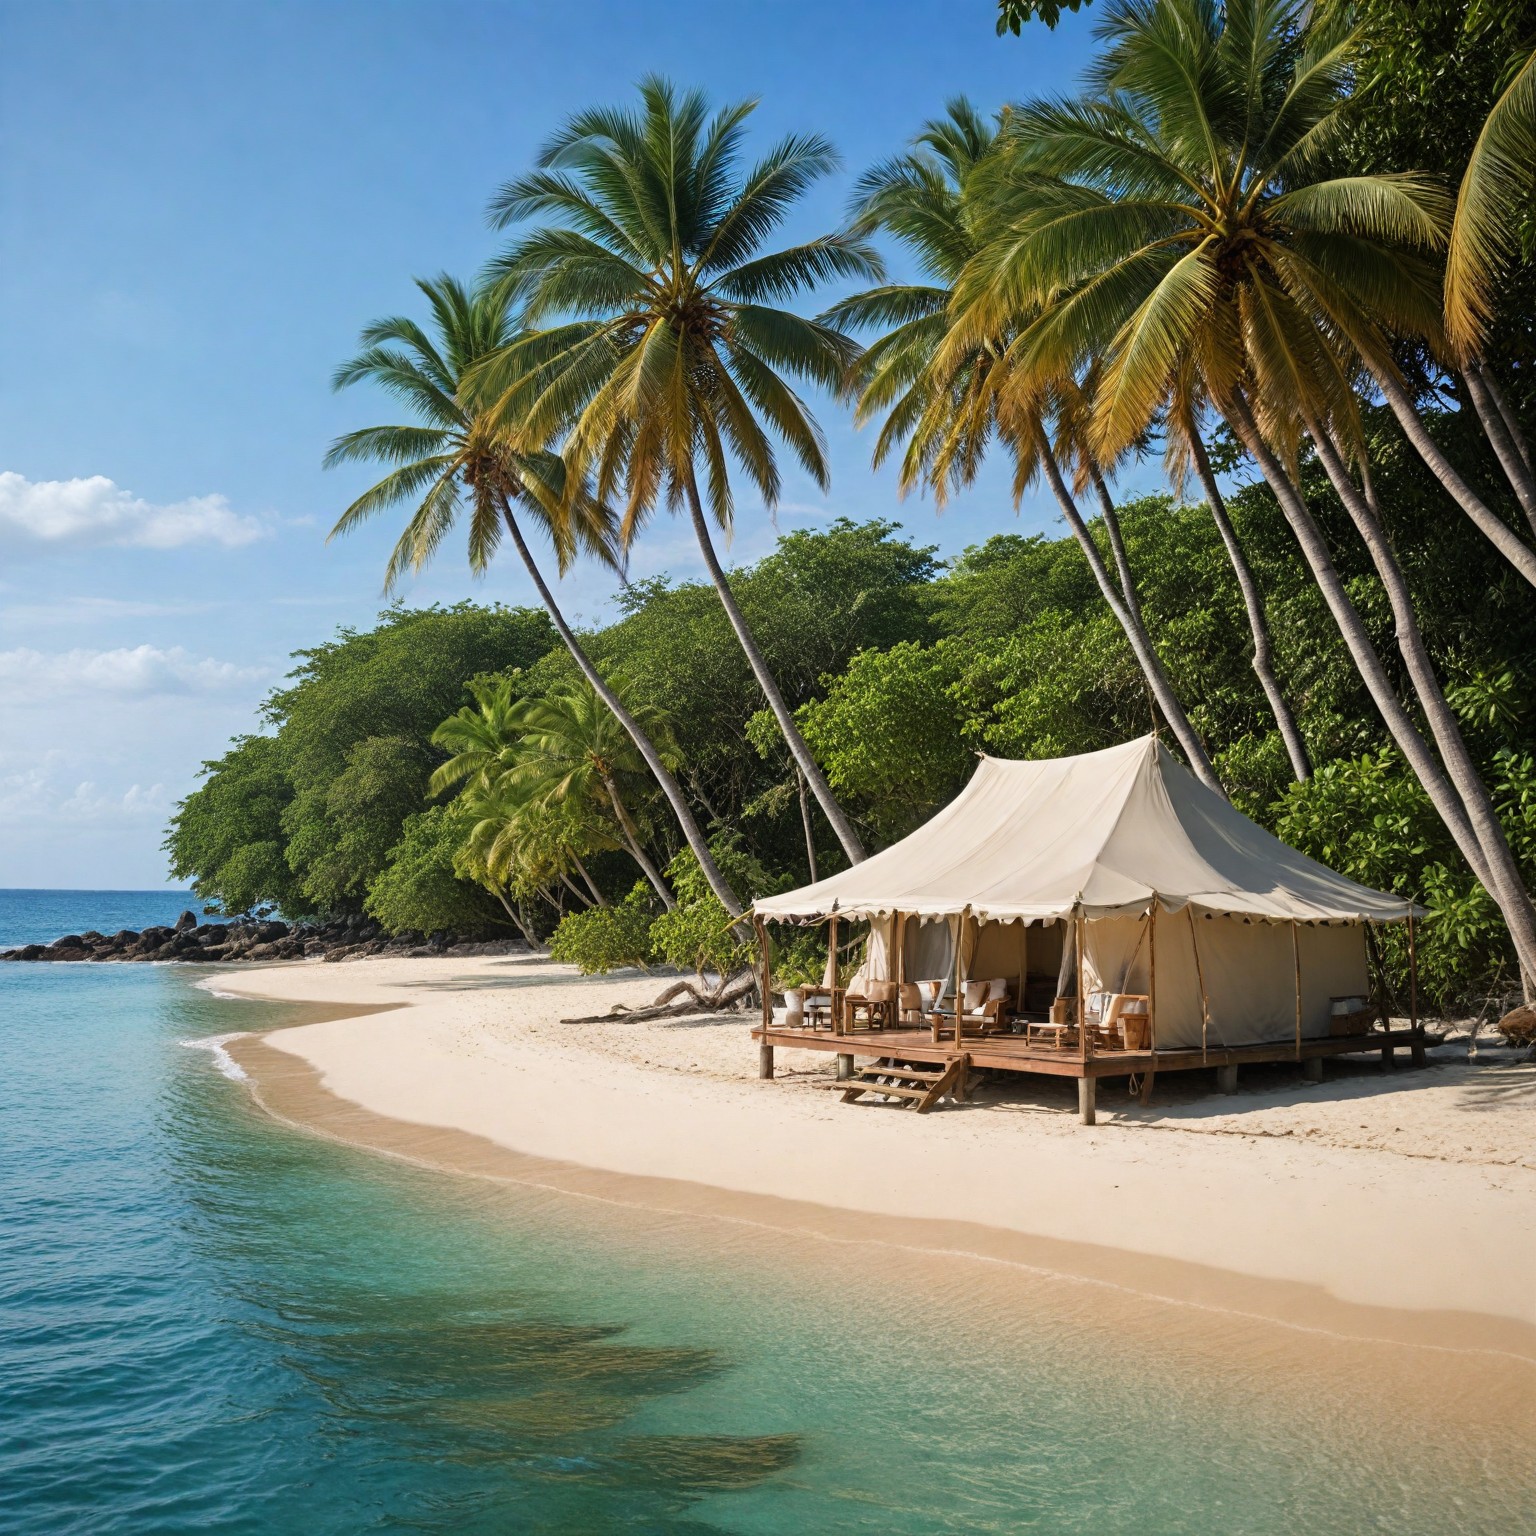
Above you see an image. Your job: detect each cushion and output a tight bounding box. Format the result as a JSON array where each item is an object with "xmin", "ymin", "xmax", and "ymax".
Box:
[{"xmin": 963, "ymin": 979, "xmax": 989, "ymax": 1011}]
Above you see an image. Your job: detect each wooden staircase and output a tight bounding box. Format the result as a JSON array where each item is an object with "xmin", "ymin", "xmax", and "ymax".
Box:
[{"xmin": 817, "ymin": 1055, "xmax": 970, "ymax": 1113}]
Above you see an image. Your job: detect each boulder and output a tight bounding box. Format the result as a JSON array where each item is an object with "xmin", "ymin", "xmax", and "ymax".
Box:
[
  {"xmin": 1496, "ymin": 1005, "xmax": 1536, "ymax": 1049},
  {"xmin": 47, "ymin": 934, "xmax": 84, "ymax": 951},
  {"xmin": 175, "ymin": 910, "xmax": 198, "ymax": 932}
]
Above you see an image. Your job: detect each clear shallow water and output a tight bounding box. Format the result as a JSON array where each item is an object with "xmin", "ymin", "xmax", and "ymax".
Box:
[
  {"xmin": 0, "ymin": 888, "xmax": 202, "ymax": 948},
  {"xmin": 2, "ymin": 950, "xmax": 1530, "ymax": 1532}
]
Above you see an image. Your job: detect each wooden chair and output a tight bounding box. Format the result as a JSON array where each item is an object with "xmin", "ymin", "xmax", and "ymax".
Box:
[
  {"xmin": 1087, "ymin": 991, "xmax": 1150, "ymax": 1051},
  {"xmin": 846, "ymin": 979, "xmax": 897, "ymax": 1031},
  {"xmin": 956, "ymin": 977, "xmax": 1012, "ymax": 1036},
  {"xmin": 1028, "ymin": 996, "xmax": 1079, "ymax": 1050}
]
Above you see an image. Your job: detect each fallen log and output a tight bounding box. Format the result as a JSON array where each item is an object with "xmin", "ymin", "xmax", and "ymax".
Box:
[{"xmin": 561, "ymin": 970, "xmax": 757, "ymax": 1024}]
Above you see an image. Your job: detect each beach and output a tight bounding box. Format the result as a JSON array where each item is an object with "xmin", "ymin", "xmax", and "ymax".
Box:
[{"xmin": 220, "ymin": 954, "xmax": 1536, "ymax": 1359}]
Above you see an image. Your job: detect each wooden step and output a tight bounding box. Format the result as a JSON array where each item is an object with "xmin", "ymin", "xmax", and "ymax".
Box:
[
  {"xmin": 846, "ymin": 1081, "xmax": 929, "ymax": 1100},
  {"xmin": 816, "ymin": 1078, "xmax": 926, "ymax": 1099}
]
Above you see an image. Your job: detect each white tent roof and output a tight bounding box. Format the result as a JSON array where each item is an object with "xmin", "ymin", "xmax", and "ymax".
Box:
[{"xmin": 754, "ymin": 736, "xmax": 1415, "ymax": 925}]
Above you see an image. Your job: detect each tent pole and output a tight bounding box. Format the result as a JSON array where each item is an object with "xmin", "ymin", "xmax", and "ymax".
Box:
[
  {"xmin": 1292, "ymin": 920, "xmax": 1303, "ymax": 1061},
  {"xmin": 756, "ymin": 917, "xmax": 774, "ymax": 1079},
  {"xmin": 954, "ymin": 910, "xmax": 966, "ymax": 1046},
  {"xmin": 1187, "ymin": 906, "xmax": 1210, "ymax": 1064},
  {"xmin": 827, "ymin": 913, "xmax": 840, "ymax": 1036},
  {"xmin": 1076, "ymin": 905, "xmax": 1089, "ymax": 1066},
  {"xmin": 1017, "ymin": 919, "xmax": 1026, "ymax": 1024},
  {"xmin": 1408, "ymin": 911, "xmax": 1419, "ymax": 1034},
  {"xmin": 1141, "ymin": 904, "xmax": 1158, "ymax": 1105}
]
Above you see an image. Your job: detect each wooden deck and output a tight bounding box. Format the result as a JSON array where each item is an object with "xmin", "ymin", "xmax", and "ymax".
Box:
[{"xmin": 752, "ymin": 1022, "xmax": 1429, "ymax": 1123}]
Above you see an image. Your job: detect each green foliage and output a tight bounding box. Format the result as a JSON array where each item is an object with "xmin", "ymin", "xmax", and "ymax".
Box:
[
  {"xmin": 165, "ymin": 604, "xmax": 558, "ymax": 918},
  {"xmin": 996, "ymin": 0, "xmax": 1090, "ymax": 34},
  {"xmin": 364, "ymin": 802, "xmax": 504, "ymax": 937},
  {"xmin": 648, "ymin": 841, "xmax": 773, "ymax": 978},
  {"xmin": 548, "ymin": 887, "xmax": 657, "ymax": 974},
  {"xmin": 797, "ymin": 642, "xmax": 970, "ymax": 844},
  {"xmin": 1274, "ymin": 749, "xmax": 1536, "ymax": 1011},
  {"xmin": 164, "ymin": 734, "xmax": 300, "ymax": 916}
]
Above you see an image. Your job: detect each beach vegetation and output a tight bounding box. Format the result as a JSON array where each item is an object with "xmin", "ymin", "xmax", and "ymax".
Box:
[{"xmin": 169, "ymin": 0, "xmax": 1536, "ymax": 1013}]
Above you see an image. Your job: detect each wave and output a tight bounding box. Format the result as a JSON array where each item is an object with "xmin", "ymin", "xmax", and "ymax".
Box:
[{"xmin": 180, "ymin": 1033, "xmax": 251, "ymax": 1081}]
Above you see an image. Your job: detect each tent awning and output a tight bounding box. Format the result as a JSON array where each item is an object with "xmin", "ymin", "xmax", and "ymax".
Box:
[{"xmin": 752, "ymin": 737, "xmax": 1419, "ymax": 925}]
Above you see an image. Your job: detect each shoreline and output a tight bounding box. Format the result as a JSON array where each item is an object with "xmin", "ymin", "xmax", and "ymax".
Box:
[{"xmin": 209, "ymin": 955, "xmax": 1536, "ymax": 1362}]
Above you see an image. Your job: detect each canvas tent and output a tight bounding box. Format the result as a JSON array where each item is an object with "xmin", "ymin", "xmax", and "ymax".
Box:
[{"xmin": 754, "ymin": 736, "xmax": 1417, "ymax": 1050}]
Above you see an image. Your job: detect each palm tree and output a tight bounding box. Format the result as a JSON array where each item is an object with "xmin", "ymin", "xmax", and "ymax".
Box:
[
  {"xmin": 1443, "ymin": 42, "xmax": 1536, "ymax": 528},
  {"xmin": 324, "ymin": 273, "xmax": 745, "ymax": 917},
  {"xmin": 503, "ymin": 678, "xmax": 681, "ymax": 909},
  {"xmin": 975, "ymin": 0, "xmax": 1536, "ymax": 984},
  {"xmin": 481, "ymin": 76, "xmax": 878, "ymax": 864},
  {"xmin": 827, "ymin": 97, "xmax": 1225, "ymax": 793},
  {"xmin": 985, "ymin": 0, "xmax": 1536, "ymax": 588},
  {"xmin": 431, "ymin": 674, "xmax": 614, "ymax": 909}
]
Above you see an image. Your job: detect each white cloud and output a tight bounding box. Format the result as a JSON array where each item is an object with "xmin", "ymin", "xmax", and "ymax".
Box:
[
  {"xmin": 0, "ymin": 761, "xmax": 171, "ymax": 828},
  {"xmin": 0, "ymin": 471, "xmax": 263, "ymax": 552},
  {"xmin": 0, "ymin": 644, "xmax": 271, "ymax": 701}
]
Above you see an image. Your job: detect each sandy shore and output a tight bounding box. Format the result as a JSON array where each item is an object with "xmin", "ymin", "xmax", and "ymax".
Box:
[{"xmin": 214, "ymin": 954, "xmax": 1536, "ymax": 1353}]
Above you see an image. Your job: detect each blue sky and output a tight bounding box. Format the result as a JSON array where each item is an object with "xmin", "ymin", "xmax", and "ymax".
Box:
[{"xmin": 1, "ymin": 0, "xmax": 1149, "ymax": 888}]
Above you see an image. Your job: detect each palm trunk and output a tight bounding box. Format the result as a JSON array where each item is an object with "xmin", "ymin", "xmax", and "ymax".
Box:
[
  {"xmin": 1185, "ymin": 427, "xmax": 1312, "ymax": 782},
  {"xmin": 796, "ymin": 767, "xmax": 819, "ymax": 884},
  {"xmin": 1227, "ymin": 400, "xmax": 1523, "ymax": 944},
  {"xmin": 568, "ymin": 849, "xmax": 609, "ymax": 909},
  {"xmin": 1374, "ymin": 369, "xmax": 1536, "ymax": 584},
  {"xmin": 681, "ymin": 470, "xmax": 867, "ymax": 863},
  {"xmin": 1034, "ymin": 428, "xmax": 1225, "ymax": 796},
  {"xmin": 491, "ymin": 885, "xmax": 540, "ymax": 948},
  {"xmin": 1476, "ymin": 362, "xmax": 1532, "ymax": 471},
  {"xmin": 498, "ymin": 497, "xmax": 743, "ymax": 917},
  {"xmin": 1087, "ymin": 464, "xmax": 1163, "ymax": 733},
  {"xmin": 1310, "ymin": 428, "xmax": 1536, "ymax": 991},
  {"xmin": 558, "ymin": 871, "xmax": 590, "ymax": 908},
  {"xmin": 1461, "ymin": 363, "xmax": 1536, "ymax": 532},
  {"xmin": 600, "ymin": 769, "xmax": 676, "ymax": 909},
  {"xmin": 1087, "ymin": 464, "xmax": 1146, "ymax": 627}
]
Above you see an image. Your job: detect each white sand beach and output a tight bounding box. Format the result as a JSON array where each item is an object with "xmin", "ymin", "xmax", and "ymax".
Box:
[{"xmin": 219, "ymin": 953, "xmax": 1536, "ymax": 1349}]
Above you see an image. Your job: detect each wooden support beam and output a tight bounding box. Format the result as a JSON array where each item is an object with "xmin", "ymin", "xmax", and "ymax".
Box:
[
  {"xmin": 1140, "ymin": 904, "xmax": 1158, "ymax": 1106},
  {"xmin": 756, "ymin": 916, "xmax": 775, "ymax": 1079},
  {"xmin": 1303, "ymin": 1057, "xmax": 1324, "ymax": 1082},
  {"xmin": 1216, "ymin": 1064, "xmax": 1238, "ymax": 1094},
  {"xmin": 1188, "ymin": 905, "xmax": 1211, "ymax": 1062},
  {"xmin": 1077, "ymin": 1075, "xmax": 1096, "ymax": 1125},
  {"xmin": 836, "ymin": 1052, "xmax": 854, "ymax": 1080},
  {"xmin": 1292, "ymin": 919, "xmax": 1303, "ymax": 1061}
]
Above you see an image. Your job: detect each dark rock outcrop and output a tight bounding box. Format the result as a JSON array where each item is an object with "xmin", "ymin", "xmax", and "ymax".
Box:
[{"xmin": 1, "ymin": 913, "xmax": 529, "ymax": 965}]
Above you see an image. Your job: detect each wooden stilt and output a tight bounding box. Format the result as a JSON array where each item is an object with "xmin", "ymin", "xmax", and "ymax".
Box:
[
  {"xmin": 1291, "ymin": 920, "xmax": 1303, "ymax": 1061},
  {"xmin": 1078, "ymin": 1074, "xmax": 1097, "ymax": 1125},
  {"xmin": 836, "ymin": 1053, "xmax": 854, "ymax": 1080},
  {"xmin": 1187, "ymin": 906, "xmax": 1210, "ymax": 1062}
]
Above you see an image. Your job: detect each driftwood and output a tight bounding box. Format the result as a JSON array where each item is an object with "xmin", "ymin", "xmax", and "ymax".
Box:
[{"xmin": 561, "ymin": 970, "xmax": 758, "ymax": 1024}]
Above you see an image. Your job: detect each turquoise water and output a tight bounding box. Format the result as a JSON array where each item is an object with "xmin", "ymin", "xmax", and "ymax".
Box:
[
  {"xmin": 0, "ymin": 888, "xmax": 202, "ymax": 947},
  {"xmin": 2, "ymin": 950, "xmax": 1530, "ymax": 1532}
]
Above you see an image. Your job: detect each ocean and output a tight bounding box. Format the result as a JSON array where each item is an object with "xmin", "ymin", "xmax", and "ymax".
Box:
[
  {"xmin": 1, "ymin": 891, "xmax": 1528, "ymax": 1533},
  {"xmin": 0, "ymin": 888, "xmax": 207, "ymax": 949}
]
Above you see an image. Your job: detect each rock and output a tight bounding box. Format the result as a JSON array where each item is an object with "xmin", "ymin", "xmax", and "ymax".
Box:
[
  {"xmin": 1496, "ymin": 1004, "xmax": 1536, "ymax": 1048},
  {"xmin": 139, "ymin": 926, "xmax": 174, "ymax": 946},
  {"xmin": 175, "ymin": 910, "xmax": 198, "ymax": 932},
  {"xmin": 47, "ymin": 934, "xmax": 84, "ymax": 950},
  {"xmin": 79, "ymin": 930, "xmax": 106, "ymax": 945}
]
